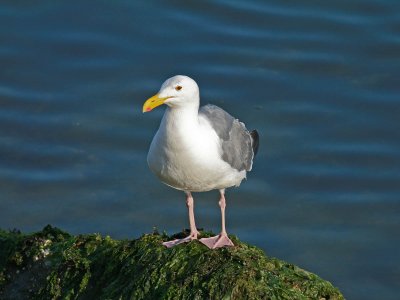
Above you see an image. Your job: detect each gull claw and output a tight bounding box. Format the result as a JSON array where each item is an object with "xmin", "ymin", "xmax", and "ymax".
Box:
[
  {"xmin": 200, "ymin": 234, "xmax": 234, "ymax": 249},
  {"xmin": 162, "ymin": 232, "xmax": 199, "ymax": 248}
]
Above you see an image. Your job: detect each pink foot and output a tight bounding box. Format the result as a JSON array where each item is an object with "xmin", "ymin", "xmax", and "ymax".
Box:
[
  {"xmin": 162, "ymin": 236, "xmax": 191, "ymax": 248},
  {"xmin": 200, "ymin": 233, "xmax": 234, "ymax": 249},
  {"xmin": 162, "ymin": 231, "xmax": 199, "ymax": 248}
]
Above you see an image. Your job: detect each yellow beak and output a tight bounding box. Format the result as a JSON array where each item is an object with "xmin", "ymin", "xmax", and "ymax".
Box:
[{"xmin": 142, "ymin": 93, "xmax": 169, "ymax": 113}]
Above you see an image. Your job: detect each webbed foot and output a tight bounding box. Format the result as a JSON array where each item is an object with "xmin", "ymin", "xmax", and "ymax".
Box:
[{"xmin": 199, "ymin": 233, "xmax": 234, "ymax": 249}]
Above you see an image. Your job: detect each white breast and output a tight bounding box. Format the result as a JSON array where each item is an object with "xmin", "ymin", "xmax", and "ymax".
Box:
[{"xmin": 147, "ymin": 108, "xmax": 246, "ymax": 192}]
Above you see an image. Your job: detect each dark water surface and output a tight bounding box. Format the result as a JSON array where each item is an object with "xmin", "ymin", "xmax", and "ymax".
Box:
[{"xmin": 1, "ymin": 1, "xmax": 399, "ymax": 298}]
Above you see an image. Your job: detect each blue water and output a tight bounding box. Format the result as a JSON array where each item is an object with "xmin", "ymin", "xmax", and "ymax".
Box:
[{"xmin": 1, "ymin": 1, "xmax": 399, "ymax": 299}]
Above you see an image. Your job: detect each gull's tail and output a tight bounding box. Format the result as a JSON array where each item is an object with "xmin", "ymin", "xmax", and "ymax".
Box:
[{"xmin": 250, "ymin": 130, "xmax": 259, "ymax": 157}]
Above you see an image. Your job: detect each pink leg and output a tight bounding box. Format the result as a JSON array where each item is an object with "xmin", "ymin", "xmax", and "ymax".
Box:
[
  {"xmin": 187, "ymin": 192, "xmax": 200, "ymax": 238},
  {"xmin": 220, "ymin": 191, "xmax": 227, "ymax": 235},
  {"xmin": 200, "ymin": 189, "xmax": 234, "ymax": 249},
  {"xmin": 162, "ymin": 192, "xmax": 200, "ymax": 248}
]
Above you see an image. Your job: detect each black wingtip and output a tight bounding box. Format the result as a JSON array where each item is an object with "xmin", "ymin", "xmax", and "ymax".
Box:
[{"xmin": 250, "ymin": 130, "xmax": 259, "ymax": 156}]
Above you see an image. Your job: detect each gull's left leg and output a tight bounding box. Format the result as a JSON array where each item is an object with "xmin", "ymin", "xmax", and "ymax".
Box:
[
  {"xmin": 200, "ymin": 189, "xmax": 234, "ymax": 249},
  {"xmin": 162, "ymin": 191, "xmax": 200, "ymax": 247}
]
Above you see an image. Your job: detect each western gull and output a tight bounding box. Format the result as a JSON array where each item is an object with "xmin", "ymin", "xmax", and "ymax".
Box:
[{"xmin": 143, "ymin": 75, "xmax": 259, "ymax": 249}]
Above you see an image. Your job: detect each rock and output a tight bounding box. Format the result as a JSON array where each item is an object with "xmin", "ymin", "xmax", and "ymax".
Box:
[{"xmin": 0, "ymin": 225, "xmax": 344, "ymax": 299}]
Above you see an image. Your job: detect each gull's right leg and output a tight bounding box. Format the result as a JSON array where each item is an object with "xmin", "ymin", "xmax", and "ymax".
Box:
[{"xmin": 162, "ymin": 191, "xmax": 200, "ymax": 247}]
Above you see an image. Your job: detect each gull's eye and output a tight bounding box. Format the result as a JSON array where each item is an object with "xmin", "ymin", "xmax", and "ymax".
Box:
[{"xmin": 175, "ymin": 85, "xmax": 182, "ymax": 91}]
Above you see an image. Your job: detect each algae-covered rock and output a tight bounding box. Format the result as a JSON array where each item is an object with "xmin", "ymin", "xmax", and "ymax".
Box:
[{"xmin": 0, "ymin": 225, "xmax": 344, "ymax": 299}]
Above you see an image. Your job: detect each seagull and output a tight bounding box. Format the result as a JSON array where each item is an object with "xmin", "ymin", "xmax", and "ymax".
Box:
[{"xmin": 143, "ymin": 75, "xmax": 259, "ymax": 249}]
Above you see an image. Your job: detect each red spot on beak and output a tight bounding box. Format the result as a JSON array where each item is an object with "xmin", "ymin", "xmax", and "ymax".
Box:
[{"xmin": 146, "ymin": 107, "xmax": 152, "ymax": 112}]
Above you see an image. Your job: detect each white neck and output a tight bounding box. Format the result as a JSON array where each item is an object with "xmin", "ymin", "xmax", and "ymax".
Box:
[{"xmin": 162, "ymin": 102, "xmax": 199, "ymax": 129}]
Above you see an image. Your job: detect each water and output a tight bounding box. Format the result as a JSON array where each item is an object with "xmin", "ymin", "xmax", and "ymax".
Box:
[{"xmin": 1, "ymin": 1, "xmax": 399, "ymax": 298}]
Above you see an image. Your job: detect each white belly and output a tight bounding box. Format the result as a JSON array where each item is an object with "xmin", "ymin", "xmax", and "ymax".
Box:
[{"xmin": 147, "ymin": 114, "xmax": 246, "ymax": 192}]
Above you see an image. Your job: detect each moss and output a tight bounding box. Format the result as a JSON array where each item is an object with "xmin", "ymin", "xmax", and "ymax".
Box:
[{"xmin": 0, "ymin": 226, "xmax": 344, "ymax": 299}]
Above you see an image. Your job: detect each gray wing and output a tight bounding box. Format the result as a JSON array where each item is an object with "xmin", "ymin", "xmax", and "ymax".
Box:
[{"xmin": 199, "ymin": 104, "xmax": 255, "ymax": 171}]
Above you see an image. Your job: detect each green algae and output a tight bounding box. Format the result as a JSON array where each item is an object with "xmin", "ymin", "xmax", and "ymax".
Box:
[{"xmin": 0, "ymin": 226, "xmax": 344, "ymax": 299}]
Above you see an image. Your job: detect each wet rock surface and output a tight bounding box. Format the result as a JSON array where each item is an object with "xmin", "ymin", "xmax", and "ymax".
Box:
[{"xmin": 0, "ymin": 225, "xmax": 344, "ymax": 299}]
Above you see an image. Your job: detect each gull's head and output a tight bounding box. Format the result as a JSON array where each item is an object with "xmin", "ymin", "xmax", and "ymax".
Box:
[{"xmin": 143, "ymin": 75, "xmax": 199, "ymax": 112}]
